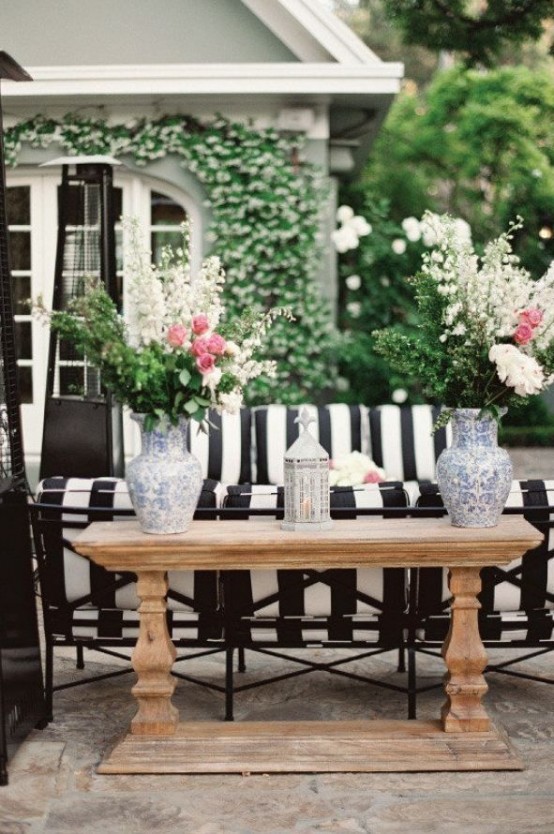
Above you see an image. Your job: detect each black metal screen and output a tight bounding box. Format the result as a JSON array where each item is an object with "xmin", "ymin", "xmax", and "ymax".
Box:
[
  {"xmin": 40, "ymin": 161, "xmax": 124, "ymax": 479},
  {"xmin": 0, "ymin": 67, "xmax": 26, "ymax": 491},
  {"xmin": 0, "ymin": 52, "xmax": 46, "ymax": 787}
]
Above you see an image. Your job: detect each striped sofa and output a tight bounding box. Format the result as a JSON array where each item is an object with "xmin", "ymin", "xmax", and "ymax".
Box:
[{"xmin": 34, "ymin": 403, "xmax": 553, "ymax": 720}]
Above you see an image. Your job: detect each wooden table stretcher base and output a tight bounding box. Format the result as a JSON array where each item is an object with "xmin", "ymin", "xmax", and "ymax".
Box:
[{"xmin": 97, "ymin": 719, "xmax": 522, "ymax": 774}]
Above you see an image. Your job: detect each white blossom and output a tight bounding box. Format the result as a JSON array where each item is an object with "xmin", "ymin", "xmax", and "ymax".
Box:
[
  {"xmin": 391, "ymin": 238, "xmax": 407, "ymax": 255},
  {"xmin": 489, "ymin": 344, "xmax": 545, "ymax": 396},
  {"xmin": 392, "ymin": 388, "xmax": 408, "ymax": 404},
  {"xmin": 402, "ymin": 217, "xmax": 422, "ymax": 242},
  {"xmin": 345, "ymin": 274, "xmax": 362, "ymax": 291}
]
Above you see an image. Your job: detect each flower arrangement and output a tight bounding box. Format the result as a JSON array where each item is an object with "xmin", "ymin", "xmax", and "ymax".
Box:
[
  {"xmin": 373, "ymin": 212, "xmax": 554, "ymax": 423},
  {"xmin": 35, "ymin": 221, "xmax": 290, "ymax": 431},
  {"xmin": 329, "ymin": 452, "xmax": 385, "ymax": 486}
]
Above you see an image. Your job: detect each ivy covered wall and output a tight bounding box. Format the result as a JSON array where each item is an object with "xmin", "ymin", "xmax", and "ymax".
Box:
[{"xmin": 6, "ymin": 114, "xmax": 338, "ymax": 404}]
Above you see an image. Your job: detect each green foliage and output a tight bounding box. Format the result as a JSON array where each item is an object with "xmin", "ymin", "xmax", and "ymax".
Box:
[
  {"xmin": 362, "ymin": 64, "xmax": 554, "ymax": 276},
  {"xmin": 335, "ymin": 193, "xmax": 424, "ymax": 404},
  {"xmin": 380, "ymin": 0, "xmax": 554, "ymax": 67},
  {"xmin": 6, "ymin": 114, "xmax": 337, "ymax": 405}
]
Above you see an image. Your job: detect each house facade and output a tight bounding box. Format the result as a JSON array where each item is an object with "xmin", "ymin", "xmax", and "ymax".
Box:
[{"xmin": 1, "ymin": 0, "xmax": 403, "ymax": 475}]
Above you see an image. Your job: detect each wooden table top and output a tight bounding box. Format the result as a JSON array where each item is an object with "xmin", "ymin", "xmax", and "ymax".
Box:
[{"xmin": 73, "ymin": 515, "xmax": 543, "ymax": 572}]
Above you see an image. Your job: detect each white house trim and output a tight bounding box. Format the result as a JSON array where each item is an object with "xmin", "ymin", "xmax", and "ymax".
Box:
[
  {"xmin": 240, "ymin": 0, "xmax": 380, "ymax": 64},
  {"xmin": 3, "ymin": 62, "xmax": 404, "ymax": 99}
]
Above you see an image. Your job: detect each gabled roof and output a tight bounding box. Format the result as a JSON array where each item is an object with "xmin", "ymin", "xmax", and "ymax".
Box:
[{"xmin": 241, "ymin": 0, "xmax": 381, "ymax": 64}]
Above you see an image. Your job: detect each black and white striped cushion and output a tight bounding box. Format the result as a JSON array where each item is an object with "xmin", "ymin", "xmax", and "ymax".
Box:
[
  {"xmin": 222, "ymin": 483, "xmax": 407, "ymax": 646},
  {"xmin": 56, "ymin": 608, "xmax": 222, "ymax": 644},
  {"xmin": 414, "ymin": 479, "xmax": 554, "ymax": 643},
  {"xmin": 35, "ymin": 477, "xmax": 222, "ymax": 640},
  {"xmin": 252, "ymin": 404, "xmax": 369, "ymax": 485},
  {"xmin": 368, "ymin": 405, "xmax": 452, "ymax": 482},
  {"xmin": 188, "ymin": 409, "xmax": 251, "ymax": 484}
]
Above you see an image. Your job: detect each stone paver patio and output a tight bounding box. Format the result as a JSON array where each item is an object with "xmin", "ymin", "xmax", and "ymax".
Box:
[{"xmin": 1, "ymin": 646, "xmax": 553, "ymax": 834}]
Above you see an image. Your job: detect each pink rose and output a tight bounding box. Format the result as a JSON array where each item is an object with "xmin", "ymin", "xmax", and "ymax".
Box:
[
  {"xmin": 190, "ymin": 337, "xmax": 211, "ymax": 356},
  {"xmin": 363, "ymin": 471, "xmax": 384, "ymax": 484},
  {"xmin": 206, "ymin": 333, "xmax": 227, "ymax": 355},
  {"xmin": 192, "ymin": 314, "xmax": 210, "ymax": 336},
  {"xmin": 196, "ymin": 353, "xmax": 215, "ymax": 374},
  {"xmin": 166, "ymin": 323, "xmax": 187, "ymax": 348},
  {"xmin": 514, "ymin": 323, "xmax": 534, "ymax": 345},
  {"xmin": 519, "ymin": 308, "xmax": 543, "ymax": 328}
]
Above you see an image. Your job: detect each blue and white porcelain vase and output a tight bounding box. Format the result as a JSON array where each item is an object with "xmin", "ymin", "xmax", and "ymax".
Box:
[
  {"xmin": 436, "ymin": 408, "xmax": 512, "ymax": 528},
  {"xmin": 126, "ymin": 414, "xmax": 203, "ymax": 535}
]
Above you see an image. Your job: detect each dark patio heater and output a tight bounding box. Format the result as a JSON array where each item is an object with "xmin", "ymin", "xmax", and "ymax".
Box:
[
  {"xmin": 39, "ymin": 156, "xmax": 124, "ymax": 479},
  {"xmin": 0, "ymin": 52, "xmax": 47, "ymax": 786}
]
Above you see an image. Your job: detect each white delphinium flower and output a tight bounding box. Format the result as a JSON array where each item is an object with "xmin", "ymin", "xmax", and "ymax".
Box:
[
  {"xmin": 190, "ymin": 255, "xmax": 225, "ymax": 329},
  {"xmin": 124, "ymin": 219, "xmax": 166, "ymax": 347}
]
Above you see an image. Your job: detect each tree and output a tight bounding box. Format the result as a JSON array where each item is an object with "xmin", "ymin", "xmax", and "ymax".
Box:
[
  {"xmin": 362, "ymin": 64, "xmax": 554, "ymax": 275},
  {"xmin": 378, "ymin": 0, "xmax": 554, "ymax": 67}
]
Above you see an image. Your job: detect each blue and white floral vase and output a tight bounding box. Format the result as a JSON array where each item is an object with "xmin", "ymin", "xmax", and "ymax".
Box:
[
  {"xmin": 436, "ymin": 408, "xmax": 512, "ymax": 528},
  {"xmin": 126, "ymin": 414, "xmax": 203, "ymax": 534}
]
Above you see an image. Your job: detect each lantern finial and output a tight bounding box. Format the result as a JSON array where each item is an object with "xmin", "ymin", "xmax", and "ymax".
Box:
[{"xmin": 296, "ymin": 407, "xmax": 316, "ymax": 433}]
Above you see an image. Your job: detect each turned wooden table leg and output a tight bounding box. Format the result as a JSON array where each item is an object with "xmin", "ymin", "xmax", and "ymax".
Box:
[
  {"xmin": 131, "ymin": 570, "xmax": 178, "ymax": 735},
  {"xmin": 441, "ymin": 566, "xmax": 490, "ymax": 733}
]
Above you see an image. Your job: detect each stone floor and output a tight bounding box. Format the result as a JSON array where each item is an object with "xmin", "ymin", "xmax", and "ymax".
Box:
[
  {"xmin": 2, "ymin": 447, "xmax": 553, "ymax": 834},
  {"xmin": 1, "ymin": 645, "xmax": 553, "ymax": 834}
]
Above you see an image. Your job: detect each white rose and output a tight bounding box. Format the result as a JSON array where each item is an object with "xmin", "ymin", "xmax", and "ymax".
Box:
[
  {"xmin": 391, "ymin": 238, "xmax": 407, "ymax": 255},
  {"xmin": 331, "ymin": 225, "xmax": 359, "ymax": 253},
  {"xmin": 401, "ymin": 217, "xmax": 422, "ymax": 242},
  {"xmin": 392, "ymin": 388, "xmax": 408, "ymax": 404},
  {"xmin": 489, "ymin": 344, "xmax": 545, "ymax": 396},
  {"xmin": 350, "ymin": 216, "xmax": 372, "ymax": 237},
  {"xmin": 336, "ymin": 205, "xmax": 354, "ymax": 224},
  {"xmin": 345, "ymin": 274, "xmax": 362, "ymax": 291}
]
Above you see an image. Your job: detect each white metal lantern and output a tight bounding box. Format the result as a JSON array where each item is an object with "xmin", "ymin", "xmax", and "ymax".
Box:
[{"xmin": 282, "ymin": 408, "xmax": 333, "ymax": 531}]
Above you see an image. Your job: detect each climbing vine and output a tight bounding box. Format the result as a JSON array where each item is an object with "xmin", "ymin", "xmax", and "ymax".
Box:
[{"xmin": 5, "ymin": 114, "xmax": 338, "ymax": 403}]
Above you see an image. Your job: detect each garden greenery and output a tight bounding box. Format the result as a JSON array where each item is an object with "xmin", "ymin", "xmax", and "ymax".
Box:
[{"xmin": 6, "ymin": 113, "xmax": 337, "ymax": 404}]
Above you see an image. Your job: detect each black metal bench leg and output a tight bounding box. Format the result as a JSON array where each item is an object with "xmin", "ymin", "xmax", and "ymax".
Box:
[
  {"xmin": 238, "ymin": 646, "xmax": 246, "ymax": 673},
  {"xmin": 408, "ymin": 646, "xmax": 417, "ymax": 720},
  {"xmin": 397, "ymin": 641, "xmax": 406, "ymax": 673},
  {"xmin": 76, "ymin": 644, "xmax": 84, "ymax": 670},
  {"xmin": 225, "ymin": 648, "xmax": 235, "ymax": 721},
  {"xmin": 45, "ymin": 640, "xmax": 54, "ymax": 723}
]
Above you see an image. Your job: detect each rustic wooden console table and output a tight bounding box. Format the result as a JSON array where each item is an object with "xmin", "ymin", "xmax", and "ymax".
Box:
[{"xmin": 74, "ymin": 515, "xmax": 542, "ymax": 774}]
